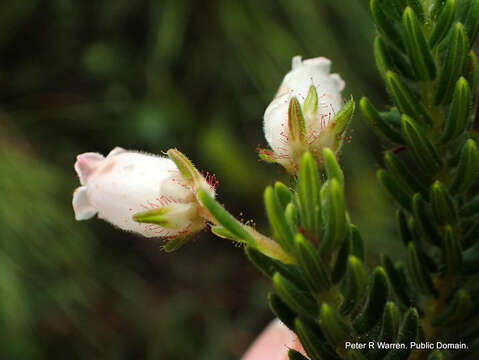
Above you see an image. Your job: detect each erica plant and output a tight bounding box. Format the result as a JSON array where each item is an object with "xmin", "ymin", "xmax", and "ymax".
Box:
[{"xmin": 72, "ymin": 0, "xmax": 479, "ymax": 359}]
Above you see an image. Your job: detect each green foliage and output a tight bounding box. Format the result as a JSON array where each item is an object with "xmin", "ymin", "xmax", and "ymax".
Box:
[
  {"xmin": 206, "ymin": 151, "xmax": 428, "ymax": 359},
  {"xmin": 435, "ymin": 22, "xmax": 469, "ymax": 104},
  {"xmin": 361, "ymin": 0, "xmax": 479, "ymax": 358},
  {"xmin": 402, "ymin": 7, "xmax": 436, "ymax": 80},
  {"xmin": 360, "ymin": 98, "xmax": 406, "ymax": 144},
  {"xmin": 3, "ymin": 0, "xmax": 479, "ymax": 358},
  {"xmin": 430, "ymin": 0, "xmax": 457, "ymax": 48}
]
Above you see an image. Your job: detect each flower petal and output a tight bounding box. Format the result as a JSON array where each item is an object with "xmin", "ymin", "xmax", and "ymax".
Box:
[
  {"xmin": 107, "ymin": 146, "xmax": 127, "ymax": 157},
  {"xmin": 74, "ymin": 152, "xmax": 105, "ymax": 185},
  {"xmin": 72, "ymin": 186, "xmax": 97, "ymax": 220}
]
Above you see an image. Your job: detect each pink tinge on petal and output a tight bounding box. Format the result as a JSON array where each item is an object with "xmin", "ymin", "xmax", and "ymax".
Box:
[
  {"xmin": 241, "ymin": 319, "xmax": 308, "ymax": 360},
  {"xmin": 74, "ymin": 152, "xmax": 105, "ymax": 185}
]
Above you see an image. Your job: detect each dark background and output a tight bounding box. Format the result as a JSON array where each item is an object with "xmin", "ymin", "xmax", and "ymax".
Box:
[{"xmin": 0, "ymin": 0, "xmax": 398, "ymax": 359}]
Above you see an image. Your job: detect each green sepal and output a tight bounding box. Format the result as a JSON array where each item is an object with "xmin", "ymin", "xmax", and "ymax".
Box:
[
  {"xmin": 441, "ymin": 224, "xmax": 463, "ymax": 274},
  {"xmin": 401, "ymin": 115, "xmax": 442, "ymax": 173},
  {"xmin": 402, "ymin": 7, "xmax": 436, "ymax": 79},
  {"xmin": 167, "ymin": 148, "xmax": 203, "ymax": 185},
  {"xmin": 377, "ymin": 169, "xmax": 412, "ymax": 211},
  {"xmin": 384, "ymin": 308, "xmax": 419, "ymax": 360},
  {"xmin": 295, "ymin": 317, "xmax": 341, "ymax": 360},
  {"xmin": 461, "ymin": 193, "xmax": 479, "ymax": 216},
  {"xmin": 406, "ymin": 0, "xmax": 425, "ymax": 22},
  {"xmin": 288, "ymin": 97, "xmax": 306, "ymax": 143},
  {"xmin": 163, "ymin": 236, "xmax": 190, "ymax": 252},
  {"xmin": 334, "ymin": 97, "xmax": 355, "ymax": 140},
  {"xmin": 384, "ymin": 151, "xmax": 428, "ymax": 195},
  {"xmin": 440, "ymin": 77, "xmax": 471, "ymax": 143},
  {"xmin": 450, "ymin": 138, "xmax": 479, "ymax": 194},
  {"xmin": 396, "ymin": 209, "xmax": 413, "ymax": 246},
  {"xmin": 133, "ymin": 203, "xmax": 194, "ymax": 229},
  {"xmin": 273, "ymin": 273, "xmax": 318, "ymax": 319},
  {"xmin": 340, "ymin": 256, "xmax": 368, "ymax": 315},
  {"xmin": 275, "ymin": 181, "xmax": 293, "ymax": 209},
  {"xmin": 295, "ymin": 233, "xmax": 332, "ymax": 296},
  {"xmin": 386, "ymin": 71, "xmax": 432, "ymax": 125},
  {"xmin": 432, "ymin": 289, "xmax": 472, "ymax": 326},
  {"xmin": 331, "ymin": 228, "xmax": 351, "ymax": 283},
  {"xmin": 407, "ymin": 242, "xmax": 438, "ymax": 296},
  {"xmin": 353, "ymin": 267, "xmax": 390, "ymax": 333},
  {"xmin": 382, "ymin": 254, "xmax": 413, "ymax": 307},
  {"xmin": 265, "ymin": 186, "xmax": 295, "ymax": 251},
  {"xmin": 360, "ymin": 97, "xmax": 406, "ymax": 144},
  {"xmin": 297, "ymin": 152, "xmax": 321, "ymax": 238},
  {"xmin": 303, "ymin": 85, "xmax": 319, "ymax": 115},
  {"xmin": 370, "ymin": 0, "xmax": 406, "ymax": 51},
  {"xmin": 319, "ymin": 303, "xmax": 353, "ymax": 347},
  {"xmin": 210, "ymin": 225, "xmax": 242, "ymax": 242},
  {"xmin": 412, "ymin": 193, "xmax": 442, "ymax": 246},
  {"xmin": 350, "ymin": 224, "xmax": 365, "ymax": 261},
  {"xmin": 464, "ymin": 0, "xmax": 479, "ymax": 45},
  {"xmin": 323, "ymin": 148, "xmax": 344, "ymax": 187},
  {"xmin": 320, "ymin": 179, "xmax": 347, "ymax": 257},
  {"xmin": 198, "ymin": 189, "xmax": 255, "ymax": 244},
  {"xmin": 430, "ymin": 181, "xmax": 458, "ymax": 225},
  {"xmin": 268, "ymin": 292, "xmax": 296, "ymax": 330},
  {"xmin": 429, "ymin": 0, "xmax": 457, "ymax": 48},
  {"xmin": 435, "ymin": 22, "xmax": 469, "ymax": 104},
  {"xmin": 288, "ymin": 349, "xmax": 309, "ymax": 360}
]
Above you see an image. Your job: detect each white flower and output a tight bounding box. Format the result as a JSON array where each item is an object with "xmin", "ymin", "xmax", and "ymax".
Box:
[
  {"xmin": 73, "ymin": 147, "xmax": 216, "ymax": 239},
  {"xmin": 261, "ymin": 56, "xmax": 353, "ymax": 174}
]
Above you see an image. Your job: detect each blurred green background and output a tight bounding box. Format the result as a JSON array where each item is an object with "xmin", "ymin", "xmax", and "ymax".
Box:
[{"xmin": 0, "ymin": 0, "xmax": 398, "ymax": 359}]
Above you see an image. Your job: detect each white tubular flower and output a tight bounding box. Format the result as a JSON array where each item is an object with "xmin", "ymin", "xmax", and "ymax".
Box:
[
  {"xmin": 260, "ymin": 56, "xmax": 354, "ymax": 174},
  {"xmin": 73, "ymin": 147, "xmax": 216, "ymax": 240}
]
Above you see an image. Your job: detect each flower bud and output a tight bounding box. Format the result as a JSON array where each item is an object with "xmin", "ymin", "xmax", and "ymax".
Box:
[
  {"xmin": 261, "ymin": 56, "xmax": 352, "ymax": 174},
  {"xmin": 73, "ymin": 147, "xmax": 216, "ymax": 239}
]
